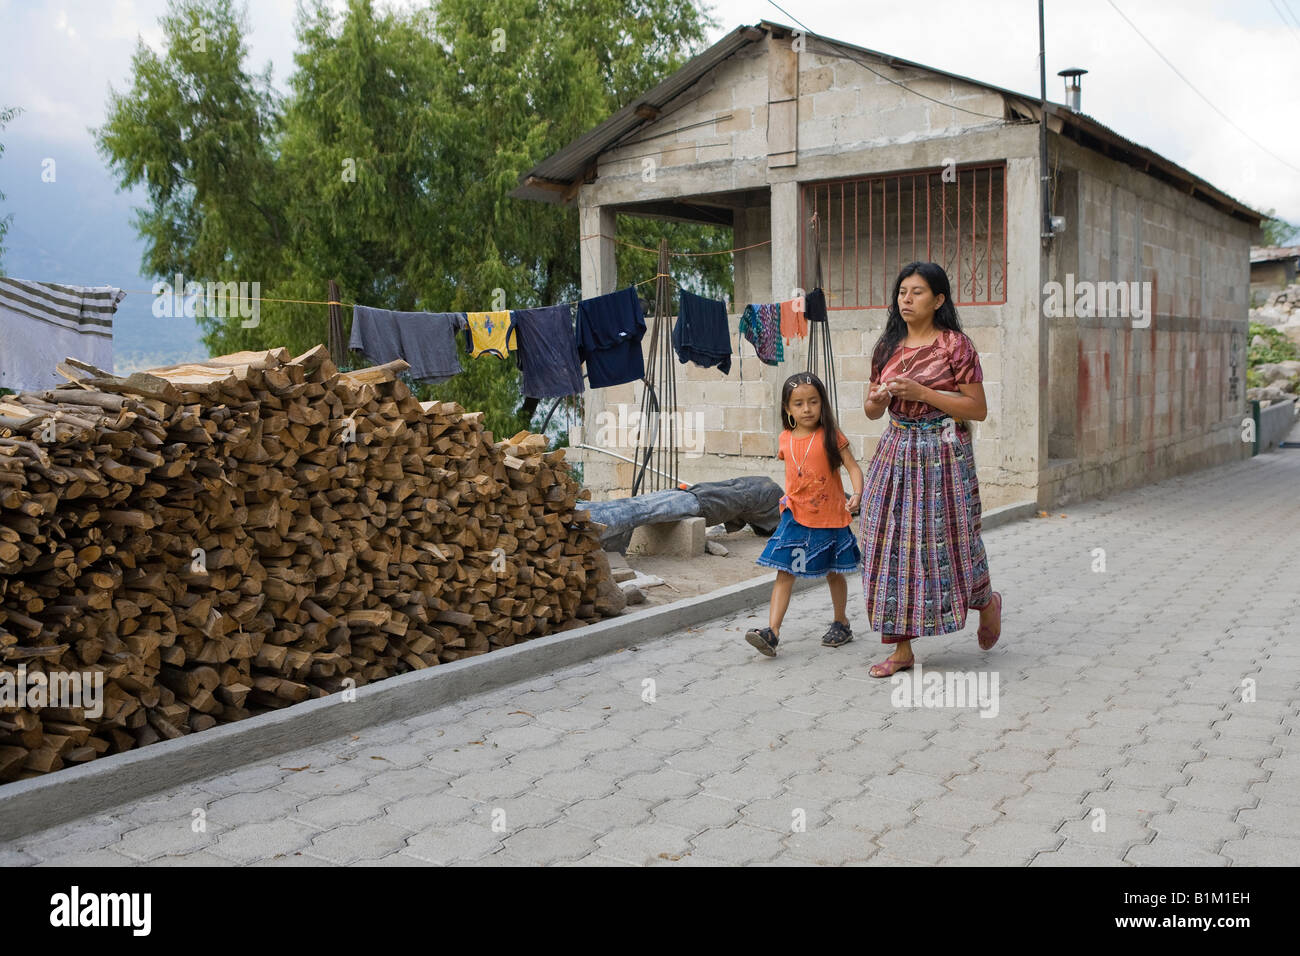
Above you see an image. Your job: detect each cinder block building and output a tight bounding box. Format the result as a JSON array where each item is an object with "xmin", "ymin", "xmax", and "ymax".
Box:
[{"xmin": 513, "ymin": 21, "xmax": 1263, "ymax": 509}]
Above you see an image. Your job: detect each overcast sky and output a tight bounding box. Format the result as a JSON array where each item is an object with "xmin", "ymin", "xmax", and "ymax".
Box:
[{"xmin": 1, "ymin": 0, "xmax": 1296, "ymax": 294}]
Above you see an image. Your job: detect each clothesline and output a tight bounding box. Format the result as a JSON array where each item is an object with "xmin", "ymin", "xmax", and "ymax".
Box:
[
  {"xmin": 118, "ymin": 271, "xmax": 681, "ymax": 312},
  {"xmin": 578, "ymin": 233, "xmax": 773, "ymax": 257}
]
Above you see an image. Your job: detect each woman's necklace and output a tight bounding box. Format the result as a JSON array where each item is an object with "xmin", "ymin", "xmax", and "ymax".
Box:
[
  {"xmin": 898, "ymin": 330, "xmax": 940, "ymax": 376},
  {"xmin": 793, "ymin": 428, "xmax": 819, "ymax": 476}
]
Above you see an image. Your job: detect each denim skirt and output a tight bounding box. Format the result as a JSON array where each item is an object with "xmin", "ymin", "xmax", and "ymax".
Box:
[{"xmin": 755, "ymin": 509, "xmax": 862, "ymax": 579}]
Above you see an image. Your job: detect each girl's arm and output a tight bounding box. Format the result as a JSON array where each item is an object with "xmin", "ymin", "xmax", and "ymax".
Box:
[
  {"xmin": 844, "ymin": 455, "xmax": 864, "ymax": 514},
  {"xmin": 839, "ymin": 436, "xmax": 865, "ymax": 513}
]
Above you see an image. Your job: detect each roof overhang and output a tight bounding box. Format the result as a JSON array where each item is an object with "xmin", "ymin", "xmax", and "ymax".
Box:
[{"xmin": 512, "ymin": 20, "xmax": 1267, "ymax": 228}]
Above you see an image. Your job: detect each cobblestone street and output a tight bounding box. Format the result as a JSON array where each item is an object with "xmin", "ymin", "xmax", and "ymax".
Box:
[{"xmin": 4, "ymin": 453, "xmax": 1297, "ymax": 866}]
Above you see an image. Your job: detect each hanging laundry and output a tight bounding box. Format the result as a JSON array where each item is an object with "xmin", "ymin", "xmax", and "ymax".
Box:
[
  {"xmin": 348, "ymin": 305, "xmax": 467, "ymax": 383},
  {"xmin": 780, "ymin": 297, "xmax": 809, "ymax": 343},
  {"xmin": 671, "ymin": 289, "xmax": 732, "ymax": 375},
  {"xmin": 0, "ymin": 277, "xmax": 122, "ymax": 391},
  {"xmin": 465, "ymin": 310, "xmax": 515, "ymax": 359},
  {"xmin": 508, "ymin": 304, "xmax": 585, "ymax": 399},
  {"xmin": 805, "ymin": 287, "xmax": 828, "ymax": 323},
  {"xmin": 576, "ymin": 286, "xmax": 646, "ymax": 388},
  {"xmin": 739, "ymin": 303, "xmax": 784, "ymax": 366}
]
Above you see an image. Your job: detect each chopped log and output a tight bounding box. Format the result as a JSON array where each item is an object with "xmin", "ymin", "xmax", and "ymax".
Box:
[{"xmin": 0, "ymin": 346, "xmax": 611, "ymax": 780}]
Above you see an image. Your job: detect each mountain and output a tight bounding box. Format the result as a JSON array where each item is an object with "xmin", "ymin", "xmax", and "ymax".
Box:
[{"xmin": 0, "ymin": 133, "xmax": 209, "ymax": 375}]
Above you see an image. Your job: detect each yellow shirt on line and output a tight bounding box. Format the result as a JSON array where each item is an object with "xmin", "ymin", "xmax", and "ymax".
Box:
[{"xmin": 465, "ymin": 311, "xmax": 515, "ymax": 359}]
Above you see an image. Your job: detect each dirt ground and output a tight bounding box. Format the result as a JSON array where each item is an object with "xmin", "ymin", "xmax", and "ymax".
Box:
[{"xmin": 617, "ymin": 526, "xmax": 778, "ymax": 609}]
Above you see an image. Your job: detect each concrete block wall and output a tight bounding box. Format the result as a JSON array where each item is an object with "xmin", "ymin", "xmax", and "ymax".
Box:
[
  {"xmin": 797, "ymin": 47, "xmax": 1008, "ymax": 151},
  {"xmin": 597, "ymin": 43, "xmax": 772, "ymax": 182},
  {"xmin": 1038, "ymin": 138, "xmax": 1254, "ymax": 506}
]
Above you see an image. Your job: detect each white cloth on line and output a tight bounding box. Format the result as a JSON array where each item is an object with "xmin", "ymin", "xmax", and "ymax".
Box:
[{"xmin": 0, "ymin": 277, "xmax": 123, "ymax": 391}]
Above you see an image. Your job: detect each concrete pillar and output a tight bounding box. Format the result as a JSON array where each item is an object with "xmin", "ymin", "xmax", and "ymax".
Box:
[
  {"xmin": 576, "ymin": 199, "xmax": 620, "ymax": 496},
  {"xmin": 1000, "ymin": 155, "xmax": 1042, "ymax": 498},
  {"xmin": 579, "ymin": 202, "xmax": 617, "ymax": 299},
  {"xmin": 771, "ymin": 180, "xmax": 800, "ymax": 303}
]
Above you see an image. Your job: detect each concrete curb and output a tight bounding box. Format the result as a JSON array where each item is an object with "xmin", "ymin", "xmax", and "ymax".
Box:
[
  {"xmin": 0, "ymin": 500, "xmax": 1035, "ymax": 841},
  {"xmin": 983, "ymin": 500, "xmax": 1041, "ymax": 530}
]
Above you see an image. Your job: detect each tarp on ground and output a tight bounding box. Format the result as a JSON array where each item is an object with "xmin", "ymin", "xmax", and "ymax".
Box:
[
  {"xmin": 686, "ymin": 476, "xmax": 782, "ymax": 535},
  {"xmin": 575, "ymin": 476, "xmax": 783, "ymax": 552}
]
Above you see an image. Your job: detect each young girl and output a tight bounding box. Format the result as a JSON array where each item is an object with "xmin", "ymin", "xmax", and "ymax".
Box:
[
  {"xmin": 860, "ymin": 261, "xmax": 1002, "ymax": 678},
  {"xmin": 746, "ymin": 372, "xmax": 864, "ymax": 656}
]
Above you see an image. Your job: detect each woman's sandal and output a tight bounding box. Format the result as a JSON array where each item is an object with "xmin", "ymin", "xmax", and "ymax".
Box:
[
  {"xmin": 976, "ymin": 591, "xmax": 1003, "ymax": 650},
  {"xmin": 869, "ymin": 655, "xmax": 914, "ymax": 678}
]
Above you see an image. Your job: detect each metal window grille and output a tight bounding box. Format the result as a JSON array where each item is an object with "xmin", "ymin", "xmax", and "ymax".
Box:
[{"xmin": 800, "ymin": 163, "xmax": 1008, "ymax": 308}]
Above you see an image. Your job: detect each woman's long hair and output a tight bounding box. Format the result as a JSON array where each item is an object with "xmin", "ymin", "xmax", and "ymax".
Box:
[
  {"xmin": 779, "ymin": 371, "xmax": 843, "ymax": 471},
  {"xmin": 870, "ymin": 262, "xmax": 964, "ymax": 380}
]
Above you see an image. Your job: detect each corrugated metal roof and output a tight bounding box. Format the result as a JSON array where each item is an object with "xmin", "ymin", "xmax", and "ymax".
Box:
[
  {"xmin": 512, "ymin": 19, "xmax": 1266, "ymax": 225},
  {"xmin": 1251, "ymin": 245, "xmax": 1300, "ymax": 263}
]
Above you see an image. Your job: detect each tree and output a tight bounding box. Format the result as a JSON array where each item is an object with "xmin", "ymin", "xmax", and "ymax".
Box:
[
  {"xmin": 1259, "ymin": 208, "xmax": 1299, "ymax": 247},
  {"xmin": 95, "ymin": 0, "xmax": 726, "ymax": 439},
  {"xmin": 0, "ymin": 105, "xmax": 22, "ymax": 269}
]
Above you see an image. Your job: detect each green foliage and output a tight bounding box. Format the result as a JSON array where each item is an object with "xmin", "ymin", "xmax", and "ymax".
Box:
[
  {"xmin": 96, "ymin": 0, "xmax": 283, "ymax": 284},
  {"xmin": 615, "ymin": 215, "xmax": 734, "ymax": 311},
  {"xmin": 1259, "ymin": 208, "xmax": 1300, "ymax": 247},
  {"xmin": 1248, "ymin": 321, "xmax": 1299, "ymax": 367},
  {"xmin": 0, "ymin": 104, "xmax": 22, "ymax": 268},
  {"xmin": 94, "ymin": 0, "xmax": 723, "ymax": 433}
]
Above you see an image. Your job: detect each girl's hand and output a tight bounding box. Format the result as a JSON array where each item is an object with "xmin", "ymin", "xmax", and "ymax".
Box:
[
  {"xmin": 883, "ymin": 377, "xmax": 929, "ymax": 402},
  {"xmin": 847, "ymin": 492, "xmax": 862, "ymax": 515}
]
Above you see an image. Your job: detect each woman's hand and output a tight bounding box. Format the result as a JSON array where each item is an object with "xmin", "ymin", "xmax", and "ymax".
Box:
[
  {"xmin": 883, "ymin": 377, "xmax": 931, "ymax": 403},
  {"xmin": 847, "ymin": 492, "xmax": 862, "ymax": 515},
  {"xmin": 866, "ymin": 383, "xmax": 891, "ymax": 406}
]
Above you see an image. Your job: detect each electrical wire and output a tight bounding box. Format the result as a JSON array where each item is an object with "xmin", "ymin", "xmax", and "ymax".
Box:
[
  {"xmin": 764, "ymin": 0, "xmax": 1011, "ymax": 121},
  {"xmin": 1106, "ymin": 0, "xmax": 1300, "ymax": 175},
  {"xmin": 1268, "ymin": 0, "xmax": 1300, "ymax": 48}
]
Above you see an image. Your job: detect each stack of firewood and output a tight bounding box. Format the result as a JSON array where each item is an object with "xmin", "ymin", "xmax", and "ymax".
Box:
[{"xmin": 0, "ymin": 346, "xmax": 610, "ymax": 780}]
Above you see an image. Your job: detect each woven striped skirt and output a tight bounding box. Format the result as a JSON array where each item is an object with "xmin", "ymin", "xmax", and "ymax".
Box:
[{"xmin": 860, "ymin": 414, "xmax": 992, "ymax": 640}]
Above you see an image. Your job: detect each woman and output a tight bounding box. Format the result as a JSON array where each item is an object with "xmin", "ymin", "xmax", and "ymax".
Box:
[{"xmin": 860, "ymin": 262, "xmax": 1002, "ymax": 678}]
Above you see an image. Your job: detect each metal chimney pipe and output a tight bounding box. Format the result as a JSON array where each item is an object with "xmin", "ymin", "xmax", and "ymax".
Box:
[{"xmin": 1058, "ymin": 68, "xmax": 1088, "ymax": 112}]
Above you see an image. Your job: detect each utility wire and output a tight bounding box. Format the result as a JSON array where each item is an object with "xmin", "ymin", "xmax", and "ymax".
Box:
[
  {"xmin": 1268, "ymin": 0, "xmax": 1300, "ymax": 48},
  {"xmin": 1106, "ymin": 0, "xmax": 1300, "ymax": 175},
  {"xmin": 1282, "ymin": 0, "xmax": 1300, "ymax": 30},
  {"xmin": 764, "ymin": 0, "xmax": 1011, "ymax": 121}
]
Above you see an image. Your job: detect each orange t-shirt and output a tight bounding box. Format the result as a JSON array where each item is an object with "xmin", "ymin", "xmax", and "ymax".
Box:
[
  {"xmin": 778, "ymin": 427, "xmax": 853, "ymax": 528},
  {"xmin": 779, "ymin": 299, "xmax": 808, "ymax": 343}
]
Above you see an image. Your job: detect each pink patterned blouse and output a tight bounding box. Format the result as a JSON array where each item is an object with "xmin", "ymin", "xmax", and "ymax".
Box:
[{"xmin": 873, "ymin": 328, "xmax": 983, "ymax": 419}]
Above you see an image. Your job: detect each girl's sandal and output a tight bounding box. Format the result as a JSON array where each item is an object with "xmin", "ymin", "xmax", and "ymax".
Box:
[
  {"xmin": 976, "ymin": 592, "xmax": 1003, "ymax": 650},
  {"xmin": 821, "ymin": 621, "xmax": 854, "ymax": 647},
  {"xmin": 869, "ymin": 655, "xmax": 914, "ymax": 678}
]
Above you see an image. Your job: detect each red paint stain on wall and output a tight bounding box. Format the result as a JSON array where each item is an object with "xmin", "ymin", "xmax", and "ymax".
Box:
[
  {"xmin": 1168, "ymin": 336, "xmax": 1175, "ymax": 437},
  {"xmin": 1078, "ymin": 341, "xmax": 1091, "ymax": 432},
  {"xmin": 1147, "ymin": 328, "xmax": 1157, "ymax": 463}
]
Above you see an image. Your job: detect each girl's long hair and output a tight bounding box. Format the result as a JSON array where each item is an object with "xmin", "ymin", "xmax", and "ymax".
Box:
[
  {"xmin": 779, "ymin": 371, "xmax": 843, "ymax": 471},
  {"xmin": 870, "ymin": 261, "xmax": 965, "ymax": 380}
]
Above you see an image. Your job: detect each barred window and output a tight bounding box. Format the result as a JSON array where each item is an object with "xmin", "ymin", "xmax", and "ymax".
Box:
[{"xmin": 800, "ymin": 163, "xmax": 1007, "ymax": 308}]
